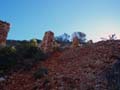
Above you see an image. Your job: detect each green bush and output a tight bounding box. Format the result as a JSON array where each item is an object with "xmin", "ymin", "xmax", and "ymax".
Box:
[
  {"xmin": 30, "ymin": 39, "xmax": 38, "ymax": 47},
  {"xmin": 13, "ymin": 42, "xmax": 47, "ymax": 71},
  {"xmin": 0, "ymin": 41, "xmax": 47, "ymax": 74},
  {"xmin": 0, "ymin": 46, "xmax": 17, "ymax": 70},
  {"xmin": 16, "ymin": 42, "xmax": 46, "ymax": 60}
]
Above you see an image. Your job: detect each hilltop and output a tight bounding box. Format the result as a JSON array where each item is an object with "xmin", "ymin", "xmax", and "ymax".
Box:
[{"xmin": 0, "ymin": 40, "xmax": 120, "ymax": 90}]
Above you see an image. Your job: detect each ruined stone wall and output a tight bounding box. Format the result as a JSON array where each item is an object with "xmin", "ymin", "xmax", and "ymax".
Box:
[
  {"xmin": 0, "ymin": 20, "xmax": 10, "ymax": 46},
  {"xmin": 40, "ymin": 31, "xmax": 54, "ymax": 53},
  {"xmin": 72, "ymin": 36, "xmax": 79, "ymax": 48}
]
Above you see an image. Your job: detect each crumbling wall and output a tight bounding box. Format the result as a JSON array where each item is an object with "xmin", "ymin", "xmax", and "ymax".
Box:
[
  {"xmin": 72, "ymin": 36, "xmax": 79, "ymax": 48},
  {"xmin": 0, "ymin": 20, "xmax": 10, "ymax": 46},
  {"xmin": 40, "ymin": 31, "xmax": 54, "ymax": 53}
]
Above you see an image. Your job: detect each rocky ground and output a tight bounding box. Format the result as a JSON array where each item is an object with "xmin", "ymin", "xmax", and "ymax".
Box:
[{"xmin": 0, "ymin": 40, "xmax": 120, "ymax": 90}]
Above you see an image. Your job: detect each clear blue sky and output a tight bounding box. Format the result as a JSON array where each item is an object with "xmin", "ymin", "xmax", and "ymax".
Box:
[{"xmin": 0, "ymin": 0, "xmax": 120, "ymax": 42}]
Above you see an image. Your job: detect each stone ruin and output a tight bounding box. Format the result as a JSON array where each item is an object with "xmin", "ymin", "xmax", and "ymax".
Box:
[
  {"xmin": 0, "ymin": 20, "xmax": 10, "ymax": 46},
  {"xmin": 72, "ymin": 36, "xmax": 79, "ymax": 48},
  {"xmin": 40, "ymin": 31, "xmax": 55, "ymax": 53}
]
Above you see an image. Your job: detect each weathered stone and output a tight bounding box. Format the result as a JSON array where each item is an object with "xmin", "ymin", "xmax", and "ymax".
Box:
[
  {"xmin": 72, "ymin": 36, "xmax": 79, "ymax": 48},
  {"xmin": 0, "ymin": 20, "xmax": 10, "ymax": 46},
  {"xmin": 40, "ymin": 31, "xmax": 54, "ymax": 53}
]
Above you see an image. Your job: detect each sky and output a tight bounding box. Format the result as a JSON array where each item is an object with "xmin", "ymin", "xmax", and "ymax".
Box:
[{"xmin": 0, "ymin": 0, "xmax": 120, "ymax": 42}]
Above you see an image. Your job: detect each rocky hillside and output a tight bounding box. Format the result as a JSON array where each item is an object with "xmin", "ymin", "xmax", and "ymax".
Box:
[{"xmin": 1, "ymin": 40, "xmax": 120, "ymax": 90}]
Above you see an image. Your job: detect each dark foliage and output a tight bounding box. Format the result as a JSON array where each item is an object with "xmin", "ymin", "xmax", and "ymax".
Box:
[
  {"xmin": 0, "ymin": 46, "xmax": 17, "ymax": 68},
  {"xmin": 0, "ymin": 41, "xmax": 46, "ymax": 74},
  {"xmin": 16, "ymin": 42, "xmax": 46, "ymax": 60},
  {"xmin": 33, "ymin": 68, "xmax": 48, "ymax": 79},
  {"xmin": 72, "ymin": 32, "xmax": 86, "ymax": 44},
  {"xmin": 6, "ymin": 39, "xmax": 41, "ymax": 47},
  {"xmin": 13, "ymin": 42, "xmax": 47, "ymax": 71},
  {"xmin": 0, "ymin": 46, "xmax": 17, "ymax": 75},
  {"xmin": 55, "ymin": 33, "xmax": 70, "ymax": 43}
]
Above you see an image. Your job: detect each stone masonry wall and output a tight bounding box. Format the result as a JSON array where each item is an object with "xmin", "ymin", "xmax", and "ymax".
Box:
[{"xmin": 0, "ymin": 20, "xmax": 10, "ymax": 46}]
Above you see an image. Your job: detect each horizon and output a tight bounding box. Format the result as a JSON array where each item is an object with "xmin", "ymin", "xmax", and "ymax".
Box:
[{"xmin": 1, "ymin": 0, "xmax": 120, "ymax": 42}]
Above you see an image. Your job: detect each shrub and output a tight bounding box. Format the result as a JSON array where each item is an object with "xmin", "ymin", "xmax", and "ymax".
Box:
[
  {"xmin": 0, "ymin": 41, "xmax": 47, "ymax": 74},
  {"xmin": 30, "ymin": 39, "xmax": 38, "ymax": 47},
  {"xmin": 0, "ymin": 46, "xmax": 17, "ymax": 71},
  {"xmin": 16, "ymin": 42, "xmax": 46, "ymax": 60},
  {"xmin": 14, "ymin": 42, "xmax": 46, "ymax": 71}
]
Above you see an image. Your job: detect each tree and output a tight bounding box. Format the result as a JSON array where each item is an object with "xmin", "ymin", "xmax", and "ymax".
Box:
[
  {"xmin": 71, "ymin": 32, "xmax": 86, "ymax": 44},
  {"xmin": 55, "ymin": 33, "xmax": 70, "ymax": 43},
  {"xmin": 108, "ymin": 34, "xmax": 117, "ymax": 40},
  {"xmin": 100, "ymin": 34, "xmax": 117, "ymax": 41}
]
